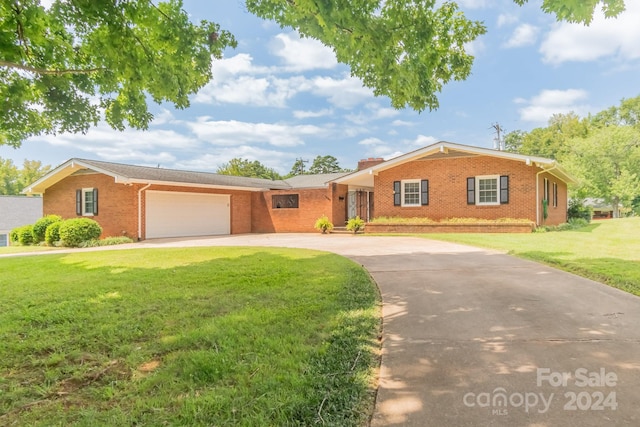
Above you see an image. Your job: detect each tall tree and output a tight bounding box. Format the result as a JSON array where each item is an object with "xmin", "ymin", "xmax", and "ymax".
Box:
[
  {"xmin": 566, "ymin": 126, "xmax": 640, "ymax": 218},
  {"xmin": 1, "ymin": 0, "xmax": 235, "ymax": 147},
  {"xmin": 0, "ymin": 157, "xmax": 51, "ymax": 194},
  {"xmin": 288, "ymin": 158, "xmax": 308, "ymax": 177},
  {"xmin": 308, "ymin": 155, "xmax": 346, "ymax": 174},
  {"xmin": 511, "ymin": 112, "xmax": 590, "ymax": 160},
  {"xmin": 217, "ymin": 158, "xmax": 281, "ymax": 180},
  {"xmin": 591, "ymin": 94, "xmax": 640, "ymax": 129},
  {"xmin": 18, "ymin": 160, "xmax": 51, "ymax": 191},
  {"xmin": 0, "ymin": 158, "xmax": 19, "ymax": 195},
  {"xmin": 1, "ymin": 1, "xmax": 626, "ymax": 147}
]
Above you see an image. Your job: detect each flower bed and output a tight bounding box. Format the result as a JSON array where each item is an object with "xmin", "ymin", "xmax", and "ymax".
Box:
[{"xmin": 365, "ymin": 219, "xmax": 535, "ymax": 234}]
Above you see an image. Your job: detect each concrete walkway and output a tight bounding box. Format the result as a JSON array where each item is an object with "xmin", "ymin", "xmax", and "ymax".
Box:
[{"xmin": 5, "ymin": 234, "xmax": 640, "ymax": 425}]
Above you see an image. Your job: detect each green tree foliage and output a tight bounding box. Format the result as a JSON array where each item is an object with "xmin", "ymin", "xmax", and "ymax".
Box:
[
  {"xmin": 0, "ymin": 157, "xmax": 51, "ymax": 194},
  {"xmin": 503, "ymin": 129, "xmax": 526, "ymax": 153},
  {"xmin": 512, "ymin": 0, "xmax": 625, "ymax": 24},
  {"xmin": 512, "ymin": 112, "xmax": 590, "ymax": 159},
  {"xmin": 1, "ymin": 1, "xmax": 625, "ymax": 147},
  {"xmin": 0, "ymin": 158, "xmax": 19, "ymax": 195},
  {"xmin": 591, "ymin": 94, "xmax": 640, "ymax": 129},
  {"xmin": 308, "ymin": 155, "xmax": 347, "ymax": 174},
  {"xmin": 247, "ymin": 0, "xmax": 485, "ymax": 112},
  {"xmin": 566, "ymin": 126, "xmax": 640, "ymax": 218},
  {"xmin": 216, "ymin": 158, "xmax": 282, "ymax": 180},
  {"xmin": 0, "ymin": 0, "xmax": 236, "ymax": 147},
  {"xmin": 288, "ymin": 158, "xmax": 308, "ymax": 177}
]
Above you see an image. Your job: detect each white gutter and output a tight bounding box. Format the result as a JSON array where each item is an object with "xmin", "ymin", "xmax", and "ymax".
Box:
[{"xmin": 137, "ymin": 183, "xmax": 152, "ymax": 240}]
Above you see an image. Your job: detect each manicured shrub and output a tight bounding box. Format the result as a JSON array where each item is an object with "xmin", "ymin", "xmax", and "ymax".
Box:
[
  {"xmin": 32, "ymin": 215, "xmax": 62, "ymax": 243},
  {"xmin": 9, "ymin": 228, "xmax": 21, "ymax": 244},
  {"xmin": 45, "ymin": 221, "xmax": 63, "ymax": 246},
  {"xmin": 346, "ymin": 216, "xmax": 365, "ymax": 233},
  {"xmin": 314, "ymin": 215, "xmax": 334, "ymax": 234},
  {"xmin": 78, "ymin": 236, "xmax": 134, "ymax": 248},
  {"xmin": 58, "ymin": 218, "xmax": 102, "ymax": 247},
  {"xmin": 15, "ymin": 225, "xmax": 35, "ymax": 245}
]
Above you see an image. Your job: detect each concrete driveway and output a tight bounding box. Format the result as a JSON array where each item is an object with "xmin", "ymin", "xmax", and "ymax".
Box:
[{"xmin": 7, "ymin": 234, "xmax": 640, "ymax": 425}]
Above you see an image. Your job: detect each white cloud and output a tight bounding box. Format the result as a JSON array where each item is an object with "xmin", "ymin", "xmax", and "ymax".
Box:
[
  {"xmin": 293, "ymin": 109, "xmax": 333, "ymax": 119},
  {"xmin": 358, "ymin": 137, "xmax": 385, "ymax": 146},
  {"xmin": 464, "ymin": 39, "xmax": 486, "ymax": 57},
  {"xmin": 271, "ymin": 33, "xmax": 337, "ymax": 72},
  {"xmin": 187, "ymin": 117, "xmax": 325, "ymax": 147},
  {"xmin": 516, "ymin": 89, "xmax": 590, "ymax": 123},
  {"xmin": 151, "ymin": 109, "xmax": 176, "ymax": 126},
  {"xmin": 374, "ymin": 107, "xmax": 401, "ymax": 119},
  {"xmin": 175, "ymin": 147, "xmax": 293, "ymax": 173},
  {"xmin": 310, "ymin": 75, "xmax": 374, "ymax": 109},
  {"xmin": 503, "ymin": 24, "xmax": 539, "ymax": 48},
  {"xmin": 497, "ymin": 13, "xmax": 519, "ymax": 28},
  {"xmin": 413, "ymin": 135, "xmax": 439, "ymax": 146},
  {"xmin": 392, "ymin": 120, "xmax": 414, "ymax": 126},
  {"xmin": 457, "ymin": 0, "xmax": 491, "ymax": 9},
  {"xmin": 540, "ymin": 2, "xmax": 640, "ymax": 64},
  {"xmin": 32, "ymin": 124, "xmax": 197, "ymax": 164}
]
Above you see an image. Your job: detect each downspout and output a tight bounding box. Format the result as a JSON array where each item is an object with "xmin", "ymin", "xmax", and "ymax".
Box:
[{"xmin": 137, "ymin": 183, "xmax": 151, "ymax": 240}]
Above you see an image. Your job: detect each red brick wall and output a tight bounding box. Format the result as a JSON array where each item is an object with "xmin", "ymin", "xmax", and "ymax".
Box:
[
  {"xmin": 538, "ymin": 172, "xmax": 568, "ymax": 226},
  {"xmin": 43, "ymin": 173, "xmax": 139, "ymax": 238},
  {"xmin": 252, "ymin": 187, "xmax": 335, "ymax": 232},
  {"xmin": 331, "ymin": 183, "xmax": 348, "ymax": 227},
  {"xmin": 44, "ymin": 173, "xmax": 257, "ymax": 239},
  {"xmin": 375, "ymin": 156, "xmax": 547, "ymax": 223}
]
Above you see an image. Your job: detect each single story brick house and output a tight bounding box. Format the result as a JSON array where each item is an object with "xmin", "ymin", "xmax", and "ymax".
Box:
[
  {"xmin": 24, "ymin": 142, "xmax": 574, "ymax": 239},
  {"xmin": 0, "ymin": 195, "xmax": 43, "ymax": 246}
]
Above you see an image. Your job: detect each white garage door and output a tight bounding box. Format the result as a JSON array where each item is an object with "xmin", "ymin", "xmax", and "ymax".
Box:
[{"xmin": 146, "ymin": 191, "xmax": 230, "ymax": 239}]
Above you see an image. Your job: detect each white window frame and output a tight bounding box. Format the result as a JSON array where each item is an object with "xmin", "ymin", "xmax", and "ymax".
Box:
[
  {"xmin": 401, "ymin": 179, "xmax": 421, "ymax": 207},
  {"xmin": 475, "ymin": 175, "xmax": 500, "ymax": 206},
  {"xmin": 82, "ymin": 187, "xmax": 95, "ymax": 216},
  {"xmin": 0, "ymin": 233, "xmax": 8, "ymax": 247}
]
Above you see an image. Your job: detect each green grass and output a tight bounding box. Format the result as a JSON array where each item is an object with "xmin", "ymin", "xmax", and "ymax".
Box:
[
  {"xmin": 0, "ymin": 245, "xmax": 62, "ymax": 254},
  {"xmin": 421, "ymin": 217, "xmax": 640, "ymax": 296},
  {"xmin": 0, "ymin": 247, "xmax": 380, "ymax": 426}
]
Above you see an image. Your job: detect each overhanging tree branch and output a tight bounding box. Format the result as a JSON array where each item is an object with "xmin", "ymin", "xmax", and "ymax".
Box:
[{"xmin": 0, "ymin": 60, "xmax": 105, "ymax": 76}]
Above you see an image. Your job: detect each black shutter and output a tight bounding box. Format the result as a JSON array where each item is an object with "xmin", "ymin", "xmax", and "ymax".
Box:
[
  {"xmin": 500, "ymin": 175, "xmax": 509, "ymax": 204},
  {"xmin": 467, "ymin": 177, "xmax": 475, "ymax": 205},
  {"xmin": 393, "ymin": 181, "xmax": 401, "ymax": 206},
  {"xmin": 92, "ymin": 188, "xmax": 99, "ymax": 215},
  {"xmin": 76, "ymin": 189, "xmax": 82, "ymax": 215},
  {"xmin": 421, "ymin": 179, "xmax": 429, "ymax": 206}
]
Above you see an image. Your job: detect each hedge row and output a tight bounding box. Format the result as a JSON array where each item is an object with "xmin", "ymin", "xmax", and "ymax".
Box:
[{"xmin": 10, "ymin": 216, "xmax": 103, "ymax": 248}]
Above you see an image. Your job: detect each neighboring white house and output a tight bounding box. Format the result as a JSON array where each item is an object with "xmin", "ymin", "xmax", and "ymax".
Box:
[{"xmin": 0, "ymin": 196, "xmax": 43, "ymax": 246}]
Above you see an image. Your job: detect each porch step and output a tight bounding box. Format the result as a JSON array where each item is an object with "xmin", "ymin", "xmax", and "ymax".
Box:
[{"xmin": 330, "ymin": 226, "xmax": 364, "ymax": 234}]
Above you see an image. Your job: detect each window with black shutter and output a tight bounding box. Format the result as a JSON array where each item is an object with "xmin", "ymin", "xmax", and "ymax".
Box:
[
  {"xmin": 393, "ymin": 181, "xmax": 401, "ymax": 206},
  {"xmin": 500, "ymin": 175, "xmax": 509, "ymax": 204},
  {"xmin": 467, "ymin": 177, "xmax": 475, "ymax": 205},
  {"xmin": 421, "ymin": 180, "xmax": 429, "ymax": 206}
]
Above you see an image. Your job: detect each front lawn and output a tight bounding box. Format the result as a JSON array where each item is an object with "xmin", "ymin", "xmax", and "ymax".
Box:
[
  {"xmin": 0, "ymin": 247, "xmax": 380, "ymax": 426},
  {"xmin": 424, "ymin": 217, "xmax": 640, "ymax": 296}
]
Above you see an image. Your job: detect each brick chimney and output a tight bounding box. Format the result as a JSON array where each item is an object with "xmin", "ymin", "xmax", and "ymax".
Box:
[{"xmin": 357, "ymin": 157, "xmax": 385, "ymax": 171}]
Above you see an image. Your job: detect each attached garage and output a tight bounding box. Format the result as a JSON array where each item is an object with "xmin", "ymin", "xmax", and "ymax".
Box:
[{"xmin": 145, "ymin": 191, "xmax": 230, "ymax": 239}]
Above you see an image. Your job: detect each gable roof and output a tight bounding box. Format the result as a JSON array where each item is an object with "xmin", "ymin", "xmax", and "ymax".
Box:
[
  {"xmin": 334, "ymin": 141, "xmax": 576, "ymax": 187},
  {"xmin": 283, "ymin": 172, "xmax": 351, "ymax": 188},
  {"xmin": 0, "ymin": 196, "xmax": 42, "ymax": 231},
  {"xmin": 23, "ymin": 158, "xmax": 293, "ymax": 194},
  {"xmin": 23, "ymin": 158, "xmax": 345, "ymax": 195}
]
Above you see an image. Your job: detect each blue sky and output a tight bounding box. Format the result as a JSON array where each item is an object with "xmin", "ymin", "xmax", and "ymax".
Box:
[{"xmin": 2, "ymin": 0, "xmax": 640, "ymax": 175}]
